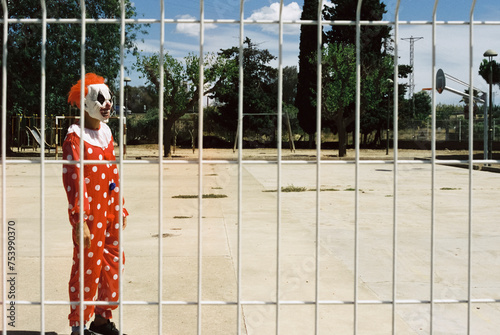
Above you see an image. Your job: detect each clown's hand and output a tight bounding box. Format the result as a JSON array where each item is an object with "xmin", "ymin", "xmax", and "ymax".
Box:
[{"xmin": 74, "ymin": 221, "xmax": 91, "ymax": 249}]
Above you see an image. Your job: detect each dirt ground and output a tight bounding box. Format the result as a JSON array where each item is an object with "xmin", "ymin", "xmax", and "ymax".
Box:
[
  {"xmin": 124, "ymin": 144, "xmax": 477, "ymax": 161},
  {"xmin": 7, "ymin": 144, "xmax": 485, "ymax": 162}
]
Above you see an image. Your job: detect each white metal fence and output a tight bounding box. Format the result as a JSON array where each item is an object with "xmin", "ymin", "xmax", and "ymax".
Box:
[{"xmin": 2, "ymin": 0, "xmax": 500, "ymax": 334}]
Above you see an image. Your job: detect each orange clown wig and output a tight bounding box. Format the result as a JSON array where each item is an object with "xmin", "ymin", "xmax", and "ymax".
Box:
[{"xmin": 67, "ymin": 73, "xmax": 106, "ymax": 109}]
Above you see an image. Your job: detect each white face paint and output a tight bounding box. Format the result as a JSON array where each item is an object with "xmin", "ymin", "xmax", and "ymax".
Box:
[{"xmin": 84, "ymin": 84, "xmax": 113, "ymax": 123}]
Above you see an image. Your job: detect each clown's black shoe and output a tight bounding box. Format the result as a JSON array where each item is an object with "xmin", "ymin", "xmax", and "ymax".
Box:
[{"xmin": 89, "ymin": 319, "xmax": 126, "ymax": 335}]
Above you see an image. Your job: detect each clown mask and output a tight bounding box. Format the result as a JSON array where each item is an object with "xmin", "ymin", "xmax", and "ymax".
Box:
[{"xmin": 84, "ymin": 84, "xmax": 113, "ymax": 123}]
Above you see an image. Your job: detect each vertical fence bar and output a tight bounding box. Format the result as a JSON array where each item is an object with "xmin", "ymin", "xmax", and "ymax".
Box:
[
  {"xmin": 40, "ymin": 0, "xmax": 47, "ymax": 333},
  {"xmin": 236, "ymin": 2, "xmax": 244, "ymax": 333},
  {"xmin": 275, "ymin": 1, "xmax": 284, "ymax": 334},
  {"xmin": 391, "ymin": 2, "xmax": 401, "ymax": 333},
  {"xmin": 314, "ymin": 2, "xmax": 324, "ymax": 333},
  {"xmin": 354, "ymin": 1, "xmax": 363, "ymax": 333},
  {"xmin": 430, "ymin": 1, "xmax": 439, "ymax": 333},
  {"xmin": 158, "ymin": 0, "xmax": 165, "ymax": 333},
  {"xmin": 78, "ymin": 1, "xmax": 87, "ymax": 333},
  {"xmin": 118, "ymin": 0, "xmax": 126, "ymax": 333},
  {"xmin": 197, "ymin": 1, "xmax": 205, "ymax": 334},
  {"xmin": 1, "ymin": 0, "xmax": 8, "ymax": 333},
  {"xmin": 467, "ymin": 1, "xmax": 478, "ymax": 333}
]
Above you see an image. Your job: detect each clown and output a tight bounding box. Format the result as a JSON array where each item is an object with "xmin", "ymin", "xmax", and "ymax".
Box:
[{"xmin": 63, "ymin": 73, "xmax": 129, "ymax": 335}]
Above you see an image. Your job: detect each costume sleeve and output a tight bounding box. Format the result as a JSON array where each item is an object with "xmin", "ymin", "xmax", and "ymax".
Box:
[{"xmin": 62, "ymin": 134, "xmax": 90, "ymax": 227}]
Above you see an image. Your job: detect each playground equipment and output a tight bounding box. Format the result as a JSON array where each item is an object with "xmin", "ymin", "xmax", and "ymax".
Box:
[{"xmin": 25, "ymin": 126, "xmax": 55, "ymax": 153}]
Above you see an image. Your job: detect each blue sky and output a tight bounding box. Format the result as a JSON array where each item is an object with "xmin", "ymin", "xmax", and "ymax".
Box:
[{"xmin": 125, "ymin": 0, "xmax": 500, "ymax": 105}]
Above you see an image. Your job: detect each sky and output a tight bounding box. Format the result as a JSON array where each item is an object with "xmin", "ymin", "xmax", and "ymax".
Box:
[{"xmin": 124, "ymin": 0, "xmax": 500, "ymax": 106}]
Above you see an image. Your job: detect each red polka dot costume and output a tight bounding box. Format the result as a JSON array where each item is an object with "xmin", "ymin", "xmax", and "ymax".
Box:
[{"xmin": 62, "ymin": 74, "xmax": 128, "ymax": 328}]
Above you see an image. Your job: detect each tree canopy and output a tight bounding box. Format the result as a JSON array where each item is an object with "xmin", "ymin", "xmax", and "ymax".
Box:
[
  {"xmin": 479, "ymin": 59, "xmax": 500, "ymax": 87},
  {"xmin": 211, "ymin": 38, "xmax": 278, "ymax": 138}
]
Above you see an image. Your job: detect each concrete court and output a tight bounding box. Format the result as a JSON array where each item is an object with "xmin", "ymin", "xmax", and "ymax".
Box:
[{"xmin": 1, "ymin": 157, "xmax": 500, "ymax": 334}]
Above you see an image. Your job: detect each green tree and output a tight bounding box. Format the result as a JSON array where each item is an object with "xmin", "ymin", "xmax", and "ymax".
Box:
[
  {"xmin": 321, "ymin": 43, "xmax": 392, "ymax": 153},
  {"xmin": 322, "ymin": 0, "xmax": 392, "ymax": 156},
  {"xmin": 0, "ymin": 0, "xmax": 145, "ymax": 154},
  {"xmin": 283, "ymin": 66, "xmax": 298, "ymax": 106},
  {"xmin": 125, "ymin": 85, "xmax": 155, "ymax": 114},
  {"xmin": 296, "ymin": 0, "xmax": 320, "ymax": 146},
  {"xmin": 211, "ymin": 38, "xmax": 278, "ymax": 141},
  {"xmin": 479, "ymin": 59, "xmax": 500, "ymax": 87},
  {"xmin": 135, "ymin": 52, "xmax": 226, "ymax": 157}
]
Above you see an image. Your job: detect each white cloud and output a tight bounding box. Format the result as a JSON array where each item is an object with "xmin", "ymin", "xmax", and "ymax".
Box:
[
  {"xmin": 247, "ymin": 2, "xmax": 302, "ymax": 35},
  {"xmin": 175, "ymin": 14, "xmax": 217, "ymax": 37}
]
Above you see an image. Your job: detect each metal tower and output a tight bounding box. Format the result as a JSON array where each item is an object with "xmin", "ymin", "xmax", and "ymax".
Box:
[{"xmin": 402, "ymin": 36, "xmax": 423, "ymax": 114}]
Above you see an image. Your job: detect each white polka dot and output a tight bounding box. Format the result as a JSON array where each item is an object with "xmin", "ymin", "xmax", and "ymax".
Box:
[
  {"xmin": 113, "ymin": 274, "xmax": 118, "ymax": 280},
  {"xmin": 71, "ymin": 173, "xmax": 77, "ymax": 180},
  {"xmin": 98, "ymin": 283, "xmax": 102, "ymax": 288},
  {"xmin": 103, "ymin": 192, "xmax": 107, "ymax": 199},
  {"xmin": 74, "ymin": 192, "xmax": 78, "ymax": 198},
  {"xmin": 97, "ymin": 259, "xmax": 101, "ymax": 265},
  {"xmin": 113, "ymin": 257, "xmax": 119, "ymax": 263},
  {"xmin": 101, "ymin": 173, "xmax": 105, "ymax": 179},
  {"xmin": 108, "ymin": 200, "xmax": 111, "ymax": 206},
  {"xmin": 113, "ymin": 240, "xmax": 118, "ymax": 246},
  {"xmin": 115, "ymin": 205, "xmax": 120, "ymax": 211},
  {"xmin": 90, "ymin": 234, "xmax": 94, "ymax": 240},
  {"xmin": 113, "ymin": 168, "xmax": 118, "ymax": 174},
  {"xmin": 111, "ymin": 198, "xmax": 115, "ymax": 204},
  {"xmin": 67, "ymin": 155, "xmax": 73, "ymax": 160},
  {"xmin": 89, "ymin": 215, "xmax": 94, "ymax": 221},
  {"xmin": 95, "ymin": 185, "xmax": 100, "ymax": 191},
  {"xmin": 115, "ymin": 223, "xmax": 120, "ymax": 229},
  {"xmin": 85, "ymin": 178, "xmax": 90, "ymax": 184},
  {"xmin": 106, "ymin": 232, "xmax": 110, "ymax": 238},
  {"xmin": 97, "ymin": 222, "xmax": 103, "ymax": 229},
  {"xmin": 104, "ymin": 265, "xmax": 110, "ymax": 271},
  {"xmin": 95, "ymin": 278, "xmax": 99, "ymax": 284},
  {"xmin": 72, "ymin": 305, "xmax": 76, "ymax": 310},
  {"xmin": 112, "ymin": 292, "xmax": 117, "ymax": 298},
  {"xmin": 99, "ymin": 154, "xmax": 103, "ymax": 160},
  {"xmin": 88, "ymin": 196, "xmax": 93, "ymax": 203},
  {"xmin": 86, "ymin": 269, "xmax": 92, "ymax": 275},
  {"xmin": 92, "ymin": 166, "xmax": 97, "ymax": 173},
  {"xmin": 114, "ymin": 187, "xmax": 119, "ymax": 193},
  {"xmin": 88, "ymin": 148, "xmax": 93, "ymax": 154},
  {"xmin": 84, "ymin": 287, "xmax": 90, "ymax": 293},
  {"xmin": 70, "ymin": 286, "xmax": 75, "ymax": 292},
  {"xmin": 97, "ymin": 203, "xmax": 101, "ymax": 210},
  {"xmin": 88, "ymin": 252, "xmax": 94, "ymax": 258},
  {"xmin": 63, "ymin": 167, "xmax": 67, "ymax": 174},
  {"xmin": 68, "ymin": 204, "xmax": 73, "ymax": 210},
  {"xmin": 67, "ymin": 186, "xmax": 71, "ymax": 192},
  {"xmin": 97, "ymin": 241, "xmax": 103, "ymax": 247}
]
